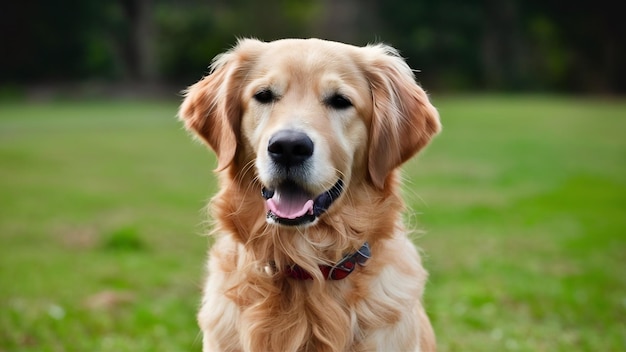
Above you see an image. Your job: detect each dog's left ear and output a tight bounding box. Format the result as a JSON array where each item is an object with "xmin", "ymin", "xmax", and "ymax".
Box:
[{"xmin": 363, "ymin": 45, "xmax": 441, "ymax": 189}]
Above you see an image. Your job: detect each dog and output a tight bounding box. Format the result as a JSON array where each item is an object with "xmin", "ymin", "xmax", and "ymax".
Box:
[{"xmin": 179, "ymin": 38, "xmax": 441, "ymax": 352}]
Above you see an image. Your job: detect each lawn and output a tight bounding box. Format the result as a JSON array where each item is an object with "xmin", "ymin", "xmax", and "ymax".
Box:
[{"xmin": 1, "ymin": 96, "xmax": 624, "ymax": 351}]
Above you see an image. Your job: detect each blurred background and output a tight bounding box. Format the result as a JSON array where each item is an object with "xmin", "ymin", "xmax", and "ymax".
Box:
[
  {"xmin": 1, "ymin": 0, "xmax": 625, "ymax": 96},
  {"xmin": 1, "ymin": 1, "xmax": 625, "ymax": 351}
]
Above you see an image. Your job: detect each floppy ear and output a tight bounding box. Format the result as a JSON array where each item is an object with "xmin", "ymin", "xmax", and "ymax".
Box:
[
  {"xmin": 178, "ymin": 39, "xmax": 261, "ymax": 171},
  {"xmin": 364, "ymin": 45, "xmax": 441, "ymax": 189}
]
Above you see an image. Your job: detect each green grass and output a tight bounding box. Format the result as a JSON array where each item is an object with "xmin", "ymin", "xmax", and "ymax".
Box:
[{"xmin": 1, "ymin": 96, "xmax": 624, "ymax": 351}]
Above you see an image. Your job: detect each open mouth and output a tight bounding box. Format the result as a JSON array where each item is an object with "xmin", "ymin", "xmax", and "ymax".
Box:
[{"xmin": 261, "ymin": 179, "xmax": 344, "ymax": 226}]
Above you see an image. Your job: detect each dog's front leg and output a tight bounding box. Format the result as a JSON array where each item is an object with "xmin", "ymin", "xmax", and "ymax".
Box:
[{"xmin": 198, "ymin": 237, "xmax": 243, "ymax": 352}]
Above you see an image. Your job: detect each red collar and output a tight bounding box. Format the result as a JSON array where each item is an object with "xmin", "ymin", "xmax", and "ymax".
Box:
[{"xmin": 284, "ymin": 242, "xmax": 371, "ymax": 280}]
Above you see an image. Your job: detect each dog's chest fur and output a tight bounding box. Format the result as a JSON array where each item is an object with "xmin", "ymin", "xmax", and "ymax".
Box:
[{"xmin": 198, "ymin": 228, "xmax": 427, "ymax": 352}]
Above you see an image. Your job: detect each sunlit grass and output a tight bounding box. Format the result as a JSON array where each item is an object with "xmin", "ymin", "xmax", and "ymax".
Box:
[
  {"xmin": 0, "ymin": 100, "xmax": 212, "ymax": 351},
  {"xmin": 1, "ymin": 96, "xmax": 624, "ymax": 351},
  {"xmin": 410, "ymin": 95, "xmax": 626, "ymax": 351}
]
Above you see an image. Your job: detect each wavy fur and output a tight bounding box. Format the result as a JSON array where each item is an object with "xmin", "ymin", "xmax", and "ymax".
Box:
[{"xmin": 179, "ymin": 38, "xmax": 440, "ymax": 352}]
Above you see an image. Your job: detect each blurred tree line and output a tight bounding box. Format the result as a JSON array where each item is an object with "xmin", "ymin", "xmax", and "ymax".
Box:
[{"xmin": 1, "ymin": 0, "xmax": 623, "ymax": 93}]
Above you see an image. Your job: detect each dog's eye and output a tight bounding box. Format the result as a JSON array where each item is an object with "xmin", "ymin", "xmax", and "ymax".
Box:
[
  {"xmin": 326, "ymin": 94, "xmax": 353, "ymax": 109},
  {"xmin": 254, "ymin": 89, "xmax": 275, "ymax": 104}
]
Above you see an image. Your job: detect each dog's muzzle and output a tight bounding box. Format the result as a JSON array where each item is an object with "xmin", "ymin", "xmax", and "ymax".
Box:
[{"xmin": 262, "ymin": 129, "xmax": 343, "ymax": 226}]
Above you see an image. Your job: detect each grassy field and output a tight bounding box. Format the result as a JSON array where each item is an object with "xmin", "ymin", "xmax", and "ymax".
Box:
[{"xmin": 0, "ymin": 96, "xmax": 624, "ymax": 351}]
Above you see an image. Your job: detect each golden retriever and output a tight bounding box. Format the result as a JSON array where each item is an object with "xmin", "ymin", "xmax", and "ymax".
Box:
[{"xmin": 179, "ymin": 38, "xmax": 440, "ymax": 352}]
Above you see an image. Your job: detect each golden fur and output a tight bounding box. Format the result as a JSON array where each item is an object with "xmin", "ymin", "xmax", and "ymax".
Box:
[{"xmin": 179, "ymin": 38, "xmax": 440, "ymax": 352}]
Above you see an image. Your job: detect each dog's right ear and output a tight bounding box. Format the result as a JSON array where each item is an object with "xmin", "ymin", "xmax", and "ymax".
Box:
[{"xmin": 179, "ymin": 39, "xmax": 262, "ymax": 171}]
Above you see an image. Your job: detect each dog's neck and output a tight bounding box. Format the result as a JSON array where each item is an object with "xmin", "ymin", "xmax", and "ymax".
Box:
[
  {"xmin": 283, "ymin": 242, "xmax": 371, "ymax": 280},
  {"xmin": 216, "ymin": 174, "xmax": 402, "ymax": 282}
]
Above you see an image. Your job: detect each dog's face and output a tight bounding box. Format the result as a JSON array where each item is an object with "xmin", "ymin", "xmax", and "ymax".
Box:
[
  {"xmin": 180, "ymin": 39, "xmax": 440, "ymax": 227},
  {"xmin": 241, "ymin": 41, "xmax": 373, "ymax": 227}
]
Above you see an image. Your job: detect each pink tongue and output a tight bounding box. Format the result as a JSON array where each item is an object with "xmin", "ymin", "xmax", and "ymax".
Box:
[{"xmin": 267, "ymin": 192, "xmax": 314, "ymax": 219}]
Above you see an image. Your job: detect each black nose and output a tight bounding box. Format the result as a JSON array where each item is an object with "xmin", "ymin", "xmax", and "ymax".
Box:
[{"xmin": 267, "ymin": 130, "xmax": 314, "ymax": 166}]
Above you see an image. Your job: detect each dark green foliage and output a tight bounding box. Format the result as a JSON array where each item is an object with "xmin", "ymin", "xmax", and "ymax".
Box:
[{"xmin": 1, "ymin": 1, "xmax": 623, "ymax": 92}]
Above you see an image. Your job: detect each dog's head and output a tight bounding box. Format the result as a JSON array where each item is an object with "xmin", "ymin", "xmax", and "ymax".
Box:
[{"xmin": 180, "ymin": 38, "xmax": 440, "ymax": 227}]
